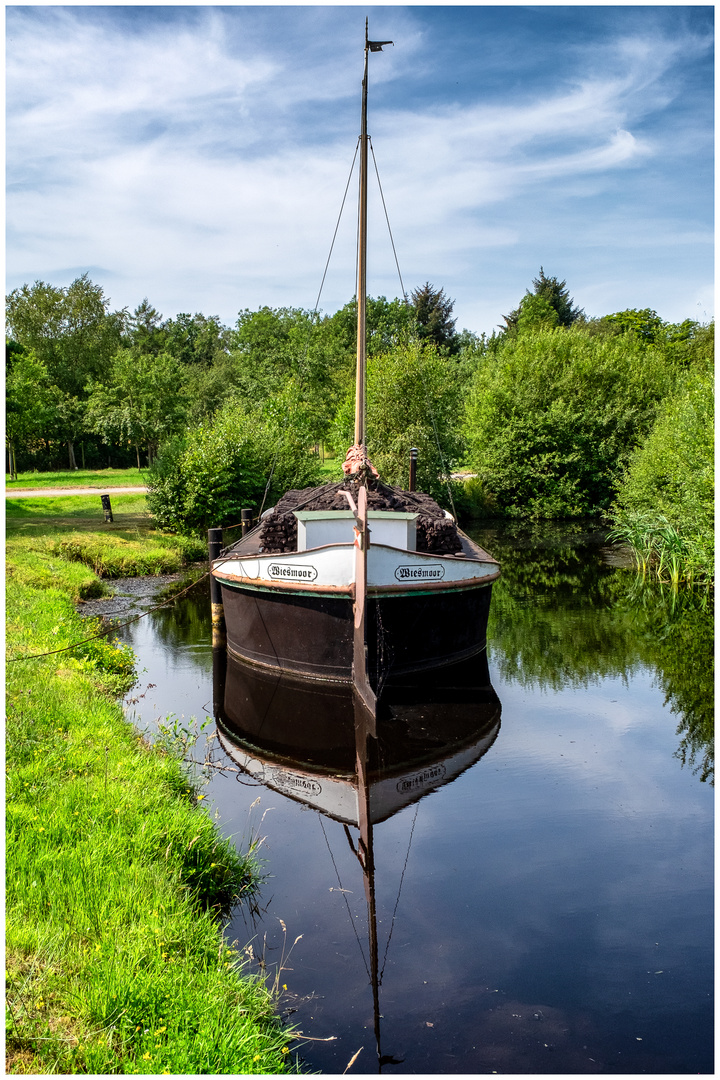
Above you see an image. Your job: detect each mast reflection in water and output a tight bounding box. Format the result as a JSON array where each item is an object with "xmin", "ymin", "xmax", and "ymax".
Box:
[{"xmin": 212, "ymin": 648, "xmax": 501, "ymax": 1071}]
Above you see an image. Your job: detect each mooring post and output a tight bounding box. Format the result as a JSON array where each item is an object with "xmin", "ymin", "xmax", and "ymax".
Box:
[
  {"xmin": 100, "ymin": 493, "xmax": 114, "ymax": 522},
  {"xmin": 208, "ymin": 527, "xmax": 226, "ymax": 648},
  {"xmin": 212, "ymin": 643, "xmax": 227, "ymax": 721},
  {"xmin": 409, "ymin": 447, "xmax": 418, "ymax": 492},
  {"xmin": 241, "ymin": 508, "xmax": 253, "ymax": 537}
]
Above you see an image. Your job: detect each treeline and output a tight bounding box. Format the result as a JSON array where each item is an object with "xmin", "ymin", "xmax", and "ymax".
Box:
[
  {"xmin": 5, "ymin": 269, "xmax": 713, "ymax": 579},
  {"xmin": 5, "ymin": 275, "xmax": 456, "ymax": 472}
]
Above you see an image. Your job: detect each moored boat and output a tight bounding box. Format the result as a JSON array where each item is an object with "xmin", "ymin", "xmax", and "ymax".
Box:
[
  {"xmin": 211, "ymin": 23, "xmax": 499, "ymax": 712},
  {"xmin": 212, "ymin": 488, "xmax": 499, "ymax": 685}
]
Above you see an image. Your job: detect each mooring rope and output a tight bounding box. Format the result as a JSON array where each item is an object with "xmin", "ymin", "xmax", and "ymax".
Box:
[{"xmin": 6, "ymin": 571, "xmax": 209, "ymax": 663}]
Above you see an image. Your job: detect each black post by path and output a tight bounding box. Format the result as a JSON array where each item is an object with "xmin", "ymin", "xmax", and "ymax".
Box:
[
  {"xmin": 409, "ymin": 448, "xmax": 418, "ymax": 492},
  {"xmin": 100, "ymin": 494, "xmax": 113, "ymax": 522},
  {"xmin": 208, "ymin": 528, "xmax": 226, "ymax": 648}
]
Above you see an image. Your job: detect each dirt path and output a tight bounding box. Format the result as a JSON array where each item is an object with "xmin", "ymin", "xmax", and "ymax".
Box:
[{"xmin": 6, "ymin": 486, "xmax": 148, "ymax": 498}]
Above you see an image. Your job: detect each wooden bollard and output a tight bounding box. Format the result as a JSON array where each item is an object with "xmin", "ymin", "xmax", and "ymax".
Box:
[
  {"xmin": 100, "ymin": 493, "xmax": 114, "ymax": 522},
  {"xmin": 208, "ymin": 527, "xmax": 226, "ymax": 648},
  {"xmin": 212, "ymin": 644, "xmax": 227, "ymax": 721}
]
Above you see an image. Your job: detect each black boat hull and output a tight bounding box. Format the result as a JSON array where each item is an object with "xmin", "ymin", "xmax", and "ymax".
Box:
[{"xmin": 219, "ymin": 580, "xmax": 494, "ymax": 683}]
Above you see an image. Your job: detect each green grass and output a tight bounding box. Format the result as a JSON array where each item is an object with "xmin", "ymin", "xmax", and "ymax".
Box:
[
  {"xmin": 316, "ymin": 456, "xmax": 344, "ymax": 481},
  {"xmin": 6, "ymin": 517, "xmax": 299, "ymax": 1074},
  {"xmin": 7, "ymin": 493, "xmax": 149, "ymax": 525},
  {"xmin": 6, "ymin": 467, "xmax": 149, "ymax": 489}
]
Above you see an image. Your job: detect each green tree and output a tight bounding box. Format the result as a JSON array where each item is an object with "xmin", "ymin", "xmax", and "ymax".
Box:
[
  {"xmin": 516, "ymin": 293, "xmax": 559, "ymax": 334},
  {"xmin": 322, "ymin": 295, "xmax": 416, "ymax": 358},
  {"xmin": 229, "ymin": 306, "xmax": 348, "ymax": 444},
  {"xmin": 85, "ymin": 349, "xmax": 189, "ymax": 467},
  {"xmin": 163, "ymin": 312, "xmax": 231, "ymax": 366},
  {"xmin": 331, "ymin": 341, "xmax": 464, "ymax": 504},
  {"xmin": 411, "ymin": 283, "xmax": 458, "ymax": 352},
  {"xmin": 5, "ymin": 274, "xmax": 124, "ymax": 467},
  {"xmin": 126, "ymin": 299, "xmax": 165, "ymax": 355},
  {"xmin": 5, "ymin": 347, "xmax": 54, "ymax": 477},
  {"xmin": 503, "ymin": 268, "xmax": 584, "ymax": 333},
  {"xmin": 612, "ymin": 361, "xmax": 714, "ymax": 579}
]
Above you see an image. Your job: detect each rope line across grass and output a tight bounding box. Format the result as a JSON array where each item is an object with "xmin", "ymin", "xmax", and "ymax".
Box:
[{"xmin": 7, "ymin": 572, "xmax": 210, "ymax": 663}]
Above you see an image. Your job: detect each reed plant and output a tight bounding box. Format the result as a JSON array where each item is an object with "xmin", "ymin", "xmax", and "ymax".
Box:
[
  {"xmin": 6, "ymin": 537, "xmax": 298, "ymax": 1073},
  {"xmin": 607, "ymin": 511, "xmax": 713, "ymax": 587}
]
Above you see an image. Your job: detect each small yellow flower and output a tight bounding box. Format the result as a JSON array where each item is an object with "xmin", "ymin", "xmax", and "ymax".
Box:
[
  {"xmin": 142, "ymin": 1052, "xmax": 151, "ymax": 1060},
  {"xmin": 282, "ymin": 1047, "xmax": 289, "ymax": 1054},
  {"xmin": 253, "ymin": 1054, "xmax": 261, "ymax": 1062},
  {"xmin": 197, "ymin": 795, "xmax": 205, "ymax": 800},
  {"xmin": 155, "ymin": 1026, "xmax": 167, "ymax": 1035},
  {"xmin": 115, "ymin": 808, "xmax": 120, "ymax": 814},
  {"xmin": 37, "ymin": 999, "xmax": 45, "ymax": 1008},
  {"xmin": 39, "ymin": 827, "xmax": 45, "ymax": 832}
]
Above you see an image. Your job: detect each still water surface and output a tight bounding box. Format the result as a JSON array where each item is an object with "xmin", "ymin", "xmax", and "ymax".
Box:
[{"xmin": 113, "ymin": 523, "xmax": 713, "ymax": 1074}]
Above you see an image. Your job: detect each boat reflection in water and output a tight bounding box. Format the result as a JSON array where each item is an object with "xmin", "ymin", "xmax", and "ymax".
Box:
[{"xmin": 213, "ymin": 649, "xmax": 501, "ymax": 1070}]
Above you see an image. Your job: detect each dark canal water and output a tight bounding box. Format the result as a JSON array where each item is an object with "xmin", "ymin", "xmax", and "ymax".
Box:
[{"xmin": 108, "ymin": 523, "xmax": 713, "ymax": 1074}]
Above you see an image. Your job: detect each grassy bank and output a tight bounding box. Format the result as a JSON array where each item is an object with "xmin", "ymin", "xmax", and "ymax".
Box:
[
  {"xmin": 7, "ymin": 494, "xmax": 207, "ymax": 601},
  {"xmin": 6, "ymin": 519, "xmax": 298, "ymax": 1074}
]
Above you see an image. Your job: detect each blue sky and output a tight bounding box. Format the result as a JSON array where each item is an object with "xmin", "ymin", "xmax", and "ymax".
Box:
[{"xmin": 6, "ymin": 5, "xmax": 714, "ymax": 335}]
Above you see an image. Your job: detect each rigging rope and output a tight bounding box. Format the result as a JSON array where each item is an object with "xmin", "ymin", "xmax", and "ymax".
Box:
[
  {"xmin": 313, "ymin": 139, "xmax": 361, "ymax": 316},
  {"xmin": 369, "ymin": 138, "xmax": 407, "ymax": 301},
  {"xmin": 319, "ymin": 815, "xmax": 371, "ymax": 978},
  {"xmin": 378, "ymin": 800, "xmax": 420, "ymax": 980}
]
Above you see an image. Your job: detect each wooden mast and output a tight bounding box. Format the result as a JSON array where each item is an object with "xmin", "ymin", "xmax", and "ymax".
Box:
[
  {"xmin": 354, "ymin": 19, "xmax": 370, "ymax": 451},
  {"xmin": 354, "ymin": 19, "xmax": 392, "ymax": 452},
  {"xmin": 351, "ymin": 21, "xmax": 390, "ymax": 724}
]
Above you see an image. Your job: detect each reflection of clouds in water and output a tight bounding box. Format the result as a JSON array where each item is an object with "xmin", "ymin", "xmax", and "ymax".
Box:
[
  {"xmin": 483, "ymin": 668, "xmax": 707, "ymax": 823},
  {"xmin": 105, "ymin": 551, "xmax": 711, "ymax": 1073}
]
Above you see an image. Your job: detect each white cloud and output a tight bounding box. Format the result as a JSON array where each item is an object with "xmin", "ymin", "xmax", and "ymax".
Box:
[{"xmin": 6, "ymin": 8, "xmax": 713, "ymax": 331}]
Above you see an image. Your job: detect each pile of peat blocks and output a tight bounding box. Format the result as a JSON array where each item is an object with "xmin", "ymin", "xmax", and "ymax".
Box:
[{"xmin": 259, "ymin": 480, "xmax": 463, "ymax": 555}]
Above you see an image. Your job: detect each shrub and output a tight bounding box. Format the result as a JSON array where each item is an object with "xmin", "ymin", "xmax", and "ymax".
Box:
[
  {"xmin": 464, "ymin": 326, "xmax": 675, "ymax": 518},
  {"xmin": 610, "ymin": 363, "xmax": 714, "ymax": 583},
  {"xmin": 147, "ymin": 394, "xmax": 323, "ymax": 534}
]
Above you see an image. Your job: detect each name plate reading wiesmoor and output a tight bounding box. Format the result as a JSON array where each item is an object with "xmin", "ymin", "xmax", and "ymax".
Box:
[
  {"xmin": 396, "ymin": 764, "xmax": 447, "ymax": 794},
  {"xmin": 394, "ymin": 564, "xmax": 445, "ymax": 582},
  {"xmin": 272, "ymin": 773, "xmax": 322, "ymax": 797},
  {"xmin": 268, "ymin": 563, "xmax": 318, "ymax": 582}
]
